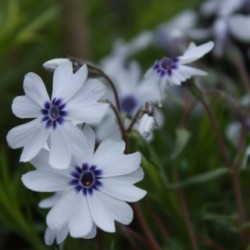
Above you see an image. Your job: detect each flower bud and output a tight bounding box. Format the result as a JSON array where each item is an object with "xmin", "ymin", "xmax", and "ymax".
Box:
[
  {"xmin": 43, "ymin": 58, "xmax": 71, "ymax": 72},
  {"xmin": 138, "ymin": 113, "xmax": 155, "ymax": 138}
]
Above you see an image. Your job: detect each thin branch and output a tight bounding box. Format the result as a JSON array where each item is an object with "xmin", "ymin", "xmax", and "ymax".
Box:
[
  {"xmin": 132, "ymin": 203, "xmax": 161, "ymax": 250},
  {"xmin": 103, "ymin": 73, "xmax": 121, "ymax": 112}
]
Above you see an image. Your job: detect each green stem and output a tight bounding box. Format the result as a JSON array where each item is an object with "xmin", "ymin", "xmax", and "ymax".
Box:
[{"xmin": 186, "ymin": 82, "xmax": 249, "ymax": 247}]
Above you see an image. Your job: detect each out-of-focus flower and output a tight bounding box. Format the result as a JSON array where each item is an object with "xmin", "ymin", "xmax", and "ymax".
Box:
[
  {"xmin": 22, "ymin": 126, "xmax": 146, "ymax": 244},
  {"xmin": 155, "ymin": 10, "xmax": 197, "ymax": 55},
  {"xmin": 190, "ymin": 0, "xmax": 250, "ymax": 58},
  {"xmin": 95, "ymin": 59, "xmax": 163, "ymax": 141},
  {"xmin": 145, "ymin": 41, "xmax": 214, "ymax": 88},
  {"xmin": 138, "ymin": 112, "xmax": 156, "ymax": 139},
  {"xmin": 7, "ymin": 62, "xmax": 108, "ymax": 169},
  {"xmin": 201, "ymin": 0, "xmax": 247, "ymax": 17}
]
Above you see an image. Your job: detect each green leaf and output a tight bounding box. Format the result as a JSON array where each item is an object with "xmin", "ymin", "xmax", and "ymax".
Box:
[
  {"xmin": 171, "ymin": 167, "xmax": 229, "ymax": 188},
  {"xmin": 171, "ymin": 128, "xmax": 191, "ymax": 159}
]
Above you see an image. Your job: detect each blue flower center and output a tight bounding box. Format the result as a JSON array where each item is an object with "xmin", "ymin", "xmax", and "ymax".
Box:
[
  {"xmin": 153, "ymin": 57, "xmax": 179, "ymax": 77},
  {"xmin": 120, "ymin": 95, "xmax": 138, "ymax": 114},
  {"xmin": 69, "ymin": 163, "xmax": 102, "ymax": 196},
  {"xmin": 41, "ymin": 98, "xmax": 67, "ymax": 129}
]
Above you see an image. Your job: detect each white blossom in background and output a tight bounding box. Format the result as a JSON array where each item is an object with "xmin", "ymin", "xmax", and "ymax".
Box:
[
  {"xmin": 96, "ymin": 58, "xmax": 163, "ymax": 141},
  {"xmin": 100, "ymin": 31, "xmax": 153, "ymax": 83},
  {"xmin": 201, "ymin": 0, "xmax": 247, "ymax": 17},
  {"xmin": 21, "ymin": 126, "xmax": 146, "ymax": 244},
  {"xmin": 226, "ymin": 96, "xmax": 250, "ymax": 148},
  {"xmin": 6, "ymin": 62, "xmax": 108, "ymax": 169},
  {"xmin": 145, "ymin": 41, "xmax": 214, "ymax": 90},
  {"xmin": 155, "ymin": 10, "xmax": 197, "ymax": 55},
  {"xmin": 190, "ymin": 0, "xmax": 250, "ymax": 57}
]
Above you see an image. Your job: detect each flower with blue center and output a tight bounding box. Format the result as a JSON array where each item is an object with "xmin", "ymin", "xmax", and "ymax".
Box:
[
  {"xmin": 145, "ymin": 41, "xmax": 214, "ymax": 87},
  {"xmin": 6, "ymin": 62, "xmax": 109, "ymax": 169},
  {"xmin": 21, "ymin": 126, "xmax": 146, "ymax": 245}
]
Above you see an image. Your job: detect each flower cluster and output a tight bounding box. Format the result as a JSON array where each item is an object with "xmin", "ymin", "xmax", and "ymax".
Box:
[
  {"xmin": 7, "ymin": 29, "xmax": 214, "ymax": 246},
  {"xmin": 7, "ymin": 61, "xmax": 146, "ymax": 245}
]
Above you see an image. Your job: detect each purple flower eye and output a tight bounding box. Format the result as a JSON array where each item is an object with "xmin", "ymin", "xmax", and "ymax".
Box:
[
  {"xmin": 69, "ymin": 163, "xmax": 103, "ymax": 196},
  {"xmin": 120, "ymin": 95, "xmax": 139, "ymax": 114},
  {"xmin": 153, "ymin": 57, "xmax": 179, "ymax": 77},
  {"xmin": 41, "ymin": 98, "xmax": 67, "ymax": 129}
]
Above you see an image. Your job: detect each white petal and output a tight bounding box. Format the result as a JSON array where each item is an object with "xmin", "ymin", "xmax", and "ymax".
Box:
[
  {"xmin": 101, "ymin": 179, "xmax": 147, "ymax": 202},
  {"xmin": 229, "ymin": 15, "xmax": 250, "ymax": 42},
  {"xmin": 23, "ymin": 72, "xmax": 49, "ymax": 107},
  {"xmin": 39, "ymin": 192, "xmax": 64, "ymax": 208},
  {"xmin": 7, "ymin": 119, "xmax": 41, "ymax": 149},
  {"xmin": 31, "ymin": 149, "xmax": 52, "ymax": 170},
  {"xmin": 68, "ymin": 79, "xmax": 107, "ymax": 104},
  {"xmin": 83, "ymin": 225, "xmax": 97, "ymax": 239},
  {"xmin": 179, "ymin": 41, "xmax": 214, "ymax": 64},
  {"xmin": 49, "ymin": 122, "xmax": 86, "ymax": 169},
  {"xmin": 12, "ymin": 96, "xmax": 40, "ymax": 118},
  {"xmin": 98, "ymin": 192, "xmax": 133, "ymax": 225},
  {"xmin": 93, "ymin": 140, "xmax": 142, "ymax": 176},
  {"xmin": 94, "ymin": 139, "xmax": 125, "ymax": 162},
  {"xmin": 67, "ymin": 80, "xmax": 109, "ymax": 124},
  {"xmin": 67, "ymin": 104, "xmax": 109, "ymax": 125},
  {"xmin": 78, "ymin": 125, "xmax": 95, "ymax": 163},
  {"xmin": 49, "ymin": 128, "xmax": 71, "ymax": 169},
  {"xmin": 87, "ymin": 192, "xmax": 115, "ymax": 232},
  {"xmin": 22, "ymin": 171, "xmax": 69, "ymax": 192},
  {"xmin": 44, "ymin": 227, "xmax": 55, "ymax": 246},
  {"xmin": 7, "ymin": 119, "xmax": 49, "ymax": 162},
  {"xmin": 52, "ymin": 62, "xmax": 87, "ymax": 102},
  {"xmin": 56, "ymin": 226, "xmax": 69, "ymax": 245},
  {"xmin": 178, "ymin": 65, "xmax": 208, "ymax": 80},
  {"xmin": 69, "ymin": 194, "xmax": 93, "ymax": 237},
  {"xmin": 110, "ymin": 167, "xmax": 144, "ymax": 184},
  {"xmin": 20, "ymin": 126, "xmax": 50, "ymax": 162},
  {"xmin": 47, "ymin": 190, "xmax": 77, "ymax": 231},
  {"xmin": 170, "ymin": 71, "xmax": 182, "ymax": 85}
]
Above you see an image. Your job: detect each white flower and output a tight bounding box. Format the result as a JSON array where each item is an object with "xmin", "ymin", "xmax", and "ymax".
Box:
[
  {"xmin": 201, "ymin": 0, "xmax": 245, "ymax": 17},
  {"xmin": 145, "ymin": 41, "xmax": 214, "ymax": 88},
  {"xmin": 189, "ymin": 15, "xmax": 250, "ymax": 57},
  {"xmin": 6, "ymin": 62, "xmax": 108, "ymax": 169},
  {"xmin": 21, "ymin": 126, "xmax": 146, "ymax": 244}
]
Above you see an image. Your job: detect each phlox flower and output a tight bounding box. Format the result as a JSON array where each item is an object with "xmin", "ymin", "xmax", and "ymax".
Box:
[
  {"xmin": 21, "ymin": 126, "xmax": 146, "ymax": 244},
  {"xmin": 7, "ymin": 62, "xmax": 108, "ymax": 169},
  {"xmin": 145, "ymin": 41, "xmax": 214, "ymax": 88}
]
